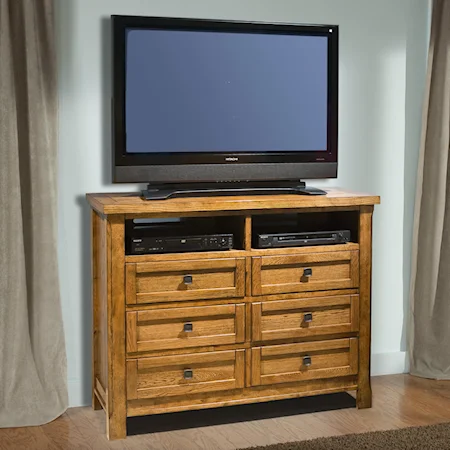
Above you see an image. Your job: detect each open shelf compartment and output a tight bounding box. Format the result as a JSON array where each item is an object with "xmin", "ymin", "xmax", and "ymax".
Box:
[
  {"xmin": 250, "ymin": 210, "xmax": 360, "ymax": 251},
  {"xmin": 125, "ymin": 215, "xmax": 248, "ymax": 255}
]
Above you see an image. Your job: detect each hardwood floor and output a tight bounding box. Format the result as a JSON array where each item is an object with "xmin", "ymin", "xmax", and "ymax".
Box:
[{"xmin": 2, "ymin": 375, "xmax": 450, "ymax": 450}]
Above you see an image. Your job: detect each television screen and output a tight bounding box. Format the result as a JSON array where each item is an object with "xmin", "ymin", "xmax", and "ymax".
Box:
[
  {"xmin": 125, "ymin": 29, "xmax": 329, "ymax": 154},
  {"xmin": 112, "ymin": 16, "xmax": 338, "ymax": 184}
]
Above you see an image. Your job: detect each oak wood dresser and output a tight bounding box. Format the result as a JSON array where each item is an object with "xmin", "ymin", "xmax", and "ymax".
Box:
[{"xmin": 86, "ymin": 188, "xmax": 380, "ymax": 440}]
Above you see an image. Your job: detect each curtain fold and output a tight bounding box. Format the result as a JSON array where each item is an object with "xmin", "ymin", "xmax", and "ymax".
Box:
[
  {"xmin": 0, "ymin": 0, "xmax": 68, "ymax": 426},
  {"xmin": 409, "ymin": 0, "xmax": 450, "ymax": 379}
]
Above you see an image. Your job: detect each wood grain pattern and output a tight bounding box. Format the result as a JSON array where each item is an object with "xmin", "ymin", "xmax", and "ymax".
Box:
[
  {"xmin": 251, "ymin": 257, "xmax": 262, "ymax": 296},
  {"xmin": 124, "ymin": 342, "xmax": 252, "ymax": 359},
  {"xmin": 253, "ymin": 251, "xmax": 359, "ymax": 296},
  {"xmin": 126, "ymin": 312, "xmax": 138, "ymax": 354},
  {"xmin": 128, "ymin": 258, "xmax": 246, "ymax": 304},
  {"xmin": 245, "ymin": 257, "xmax": 252, "ymax": 297},
  {"xmin": 235, "ymin": 350, "xmax": 246, "ymax": 389},
  {"xmin": 128, "ymin": 350, "xmax": 245, "ymax": 399},
  {"xmin": 125, "ymin": 264, "xmax": 136, "ymax": 304},
  {"xmin": 91, "ymin": 210, "xmax": 102, "ymax": 410},
  {"xmin": 124, "ymin": 244, "xmax": 358, "ymax": 263},
  {"xmin": 126, "ymin": 360, "xmax": 138, "ymax": 401},
  {"xmin": 126, "ymin": 304, "xmax": 245, "ymax": 353},
  {"xmin": 245, "ymin": 302, "xmax": 252, "ymax": 345},
  {"xmin": 357, "ymin": 205, "xmax": 373, "ymax": 409},
  {"xmin": 92, "ymin": 213, "xmax": 109, "ymax": 403},
  {"xmin": 86, "ymin": 189, "xmax": 378, "ymax": 440},
  {"xmin": 249, "ymin": 242, "xmax": 359, "ymax": 256},
  {"xmin": 245, "ymin": 347, "xmax": 252, "ymax": 388},
  {"xmin": 106, "ymin": 215, "xmax": 127, "ymax": 440},
  {"xmin": 349, "ymin": 337, "xmax": 359, "ymax": 374},
  {"xmin": 86, "ymin": 189, "xmax": 380, "ymax": 216},
  {"xmin": 235, "ymin": 258, "xmax": 246, "ymax": 298},
  {"xmin": 5, "ymin": 375, "xmax": 450, "ymax": 450},
  {"xmin": 135, "ymin": 259, "xmax": 238, "ymax": 273},
  {"xmin": 252, "ymin": 295, "xmax": 359, "ymax": 342},
  {"xmin": 254, "ymin": 338, "xmax": 358, "ymax": 386},
  {"xmin": 126, "ymin": 250, "xmax": 247, "ymax": 263},
  {"xmin": 98, "ymin": 219, "xmax": 109, "ymax": 396},
  {"xmin": 123, "ymin": 288, "xmax": 359, "ymax": 312},
  {"xmin": 252, "ymin": 303, "xmax": 263, "ymax": 341},
  {"xmin": 351, "ymin": 292, "xmax": 360, "ymax": 332},
  {"xmin": 235, "ymin": 304, "xmax": 246, "ymax": 343},
  {"xmin": 127, "ymin": 376, "xmax": 358, "ymax": 416},
  {"xmin": 244, "ymin": 215, "xmax": 252, "ymax": 251},
  {"xmin": 260, "ymin": 338, "xmax": 353, "ymax": 357},
  {"xmin": 251, "ymin": 348, "xmax": 261, "ymax": 387},
  {"xmin": 94, "ymin": 378, "xmax": 107, "ymax": 412}
]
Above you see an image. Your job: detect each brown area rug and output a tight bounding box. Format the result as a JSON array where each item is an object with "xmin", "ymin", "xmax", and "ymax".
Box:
[{"xmin": 243, "ymin": 422, "xmax": 450, "ymax": 450}]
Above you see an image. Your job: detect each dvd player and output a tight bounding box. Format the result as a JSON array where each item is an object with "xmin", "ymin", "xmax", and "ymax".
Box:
[
  {"xmin": 129, "ymin": 234, "xmax": 234, "ymax": 255},
  {"xmin": 126, "ymin": 219, "xmax": 234, "ymax": 255},
  {"xmin": 256, "ymin": 230, "xmax": 351, "ymax": 249}
]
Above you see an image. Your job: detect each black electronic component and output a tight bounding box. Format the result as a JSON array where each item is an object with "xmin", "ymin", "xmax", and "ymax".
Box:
[
  {"xmin": 255, "ymin": 230, "xmax": 351, "ymax": 249},
  {"xmin": 126, "ymin": 219, "xmax": 234, "ymax": 255}
]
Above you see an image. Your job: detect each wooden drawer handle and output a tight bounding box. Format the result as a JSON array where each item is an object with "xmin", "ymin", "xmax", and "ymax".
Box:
[
  {"xmin": 183, "ymin": 369, "xmax": 194, "ymax": 380},
  {"xmin": 303, "ymin": 268, "xmax": 313, "ymax": 278},
  {"xmin": 303, "ymin": 313, "xmax": 313, "ymax": 323},
  {"xmin": 183, "ymin": 275, "xmax": 193, "ymax": 285},
  {"xmin": 303, "ymin": 356, "xmax": 312, "ymax": 367},
  {"xmin": 183, "ymin": 322, "xmax": 193, "ymax": 332}
]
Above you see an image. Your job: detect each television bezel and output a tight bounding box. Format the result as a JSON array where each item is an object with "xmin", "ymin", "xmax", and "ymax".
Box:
[{"xmin": 112, "ymin": 15, "xmax": 338, "ymax": 183}]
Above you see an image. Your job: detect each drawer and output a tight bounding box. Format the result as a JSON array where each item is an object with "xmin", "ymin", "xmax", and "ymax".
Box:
[
  {"xmin": 252, "ymin": 251, "xmax": 359, "ymax": 296},
  {"xmin": 127, "ymin": 304, "xmax": 245, "ymax": 353},
  {"xmin": 251, "ymin": 338, "xmax": 358, "ymax": 386},
  {"xmin": 127, "ymin": 350, "xmax": 245, "ymax": 400},
  {"xmin": 252, "ymin": 295, "xmax": 359, "ymax": 342},
  {"xmin": 126, "ymin": 258, "xmax": 245, "ymax": 304}
]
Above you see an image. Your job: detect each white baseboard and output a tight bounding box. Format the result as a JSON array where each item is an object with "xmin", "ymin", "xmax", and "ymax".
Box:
[
  {"xmin": 67, "ymin": 351, "xmax": 409, "ymax": 408},
  {"xmin": 371, "ymin": 351, "xmax": 409, "ymax": 376}
]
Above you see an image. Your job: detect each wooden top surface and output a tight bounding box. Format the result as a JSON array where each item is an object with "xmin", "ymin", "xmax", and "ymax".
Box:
[{"xmin": 86, "ymin": 188, "xmax": 380, "ymax": 216}]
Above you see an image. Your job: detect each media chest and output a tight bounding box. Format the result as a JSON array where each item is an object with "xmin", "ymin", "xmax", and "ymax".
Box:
[{"xmin": 87, "ymin": 188, "xmax": 380, "ymax": 440}]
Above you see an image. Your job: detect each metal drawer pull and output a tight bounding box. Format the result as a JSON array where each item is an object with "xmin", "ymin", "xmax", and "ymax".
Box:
[
  {"xmin": 303, "ymin": 356, "xmax": 312, "ymax": 367},
  {"xmin": 303, "ymin": 268, "xmax": 313, "ymax": 277},
  {"xmin": 183, "ymin": 275, "xmax": 193, "ymax": 285},
  {"xmin": 183, "ymin": 322, "xmax": 193, "ymax": 332},
  {"xmin": 304, "ymin": 313, "xmax": 313, "ymax": 323},
  {"xmin": 183, "ymin": 369, "xmax": 193, "ymax": 380}
]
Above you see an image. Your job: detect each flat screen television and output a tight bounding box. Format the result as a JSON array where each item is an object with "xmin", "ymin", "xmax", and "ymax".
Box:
[{"xmin": 112, "ymin": 15, "xmax": 338, "ymax": 199}]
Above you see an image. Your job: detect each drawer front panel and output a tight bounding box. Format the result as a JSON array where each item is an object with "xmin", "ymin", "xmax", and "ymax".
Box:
[
  {"xmin": 126, "ymin": 258, "xmax": 245, "ymax": 304},
  {"xmin": 127, "ymin": 304, "xmax": 245, "ymax": 353},
  {"xmin": 251, "ymin": 338, "xmax": 358, "ymax": 386},
  {"xmin": 252, "ymin": 251, "xmax": 359, "ymax": 296},
  {"xmin": 127, "ymin": 350, "xmax": 245, "ymax": 400},
  {"xmin": 252, "ymin": 295, "xmax": 359, "ymax": 342}
]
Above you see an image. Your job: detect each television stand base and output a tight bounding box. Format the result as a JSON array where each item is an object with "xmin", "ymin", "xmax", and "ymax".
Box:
[{"xmin": 141, "ymin": 181, "xmax": 327, "ymax": 200}]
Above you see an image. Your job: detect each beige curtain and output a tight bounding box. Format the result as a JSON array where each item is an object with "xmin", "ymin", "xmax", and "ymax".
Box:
[
  {"xmin": 0, "ymin": 0, "xmax": 68, "ymax": 426},
  {"xmin": 410, "ymin": 0, "xmax": 450, "ymax": 379}
]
